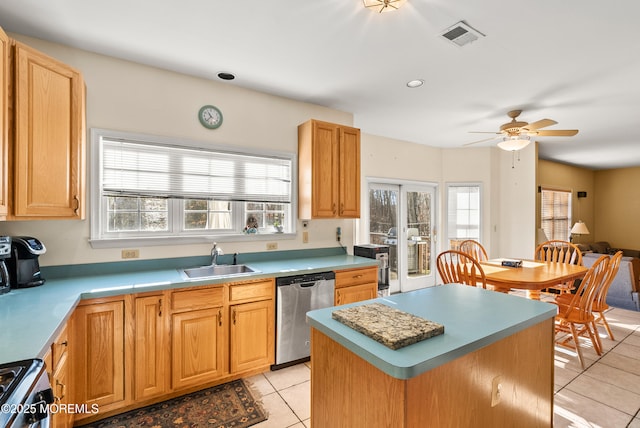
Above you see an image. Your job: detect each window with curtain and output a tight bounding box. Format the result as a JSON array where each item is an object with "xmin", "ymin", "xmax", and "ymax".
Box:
[
  {"xmin": 446, "ymin": 184, "xmax": 481, "ymax": 250},
  {"xmin": 92, "ymin": 130, "xmax": 293, "ymax": 242},
  {"xmin": 540, "ymin": 188, "xmax": 572, "ymax": 241}
]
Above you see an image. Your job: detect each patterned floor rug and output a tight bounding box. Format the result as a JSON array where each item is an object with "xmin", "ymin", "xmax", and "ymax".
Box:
[{"xmin": 79, "ymin": 379, "xmax": 268, "ymax": 428}]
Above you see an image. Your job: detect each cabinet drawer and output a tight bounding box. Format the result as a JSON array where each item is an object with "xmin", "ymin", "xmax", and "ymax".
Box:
[
  {"xmin": 229, "ymin": 279, "xmax": 274, "ymax": 303},
  {"xmin": 52, "ymin": 323, "xmax": 69, "ymax": 370},
  {"xmin": 171, "ymin": 286, "xmax": 223, "ymax": 312},
  {"xmin": 335, "ymin": 267, "xmax": 377, "ymax": 288}
]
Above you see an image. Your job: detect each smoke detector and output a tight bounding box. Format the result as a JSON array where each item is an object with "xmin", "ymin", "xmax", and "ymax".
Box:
[{"xmin": 440, "ymin": 21, "xmax": 485, "ymax": 47}]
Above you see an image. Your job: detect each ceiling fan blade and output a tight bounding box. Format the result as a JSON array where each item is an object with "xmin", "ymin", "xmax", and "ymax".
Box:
[
  {"xmin": 522, "ymin": 119, "xmax": 557, "ymax": 131},
  {"xmin": 464, "ymin": 136, "xmax": 499, "ymax": 146},
  {"xmin": 532, "ymin": 129, "xmax": 579, "ymax": 137}
]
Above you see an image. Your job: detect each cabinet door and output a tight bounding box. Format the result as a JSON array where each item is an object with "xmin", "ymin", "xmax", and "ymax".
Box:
[
  {"xmin": 338, "ymin": 126, "xmax": 360, "ymax": 218},
  {"xmin": 134, "ymin": 295, "xmax": 167, "ymax": 400},
  {"xmin": 310, "ymin": 121, "xmax": 339, "ymax": 218},
  {"xmin": 171, "ymin": 308, "xmax": 225, "ymax": 390},
  {"xmin": 335, "ymin": 283, "xmax": 377, "ymax": 306},
  {"xmin": 13, "ymin": 42, "xmax": 85, "ymax": 219},
  {"xmin": 72, "ymin": 300, "xmax": 125, "ymax": 410},
  {"xmin": 230, "ymin": 299, "xmax": 274, "ymax": 373},
  {"xmin": 51, "ymin": 353, "xmax": 72, "ymax": 428},
  {"xmin": 0, "ymin": 27, "xmax": 7, "ymax": 219}
]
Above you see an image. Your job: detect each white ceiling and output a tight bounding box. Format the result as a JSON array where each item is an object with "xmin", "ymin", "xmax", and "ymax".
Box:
[{"xmin": 1, "ymin": 0, "xmax": 639, "ymax": 170}]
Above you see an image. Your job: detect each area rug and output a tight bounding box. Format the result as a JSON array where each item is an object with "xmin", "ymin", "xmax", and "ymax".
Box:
[{"xmin": 79, "ymin": 379, "xmax": 267, "ymax": 428}]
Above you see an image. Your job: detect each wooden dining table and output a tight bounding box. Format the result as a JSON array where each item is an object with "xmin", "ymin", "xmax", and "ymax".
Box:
[{"xmin": 480, "ymin": 259, "xmax": 589, "ymax": 300}]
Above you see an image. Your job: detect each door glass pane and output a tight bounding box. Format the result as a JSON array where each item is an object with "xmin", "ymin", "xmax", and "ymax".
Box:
[
  {"xmin": 406, "ymin": 191, "xmax": 431, "ymax": 278},
  {"xmin": 369, "ymin": 187, "xmax": 398, "ymax": 279}
]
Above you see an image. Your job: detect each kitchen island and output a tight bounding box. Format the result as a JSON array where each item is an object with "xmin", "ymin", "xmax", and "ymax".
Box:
[{"xmin": 307, "ymin": 284, "xmax": 557, "ymax": 427}]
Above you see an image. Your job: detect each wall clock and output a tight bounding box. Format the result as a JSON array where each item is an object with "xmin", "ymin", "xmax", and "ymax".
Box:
[{"xmin": 198, "ymin": 105, "xmax": 223, "ymax": 129}]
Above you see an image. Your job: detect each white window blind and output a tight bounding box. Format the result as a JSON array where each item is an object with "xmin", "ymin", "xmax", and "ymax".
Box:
[
  {"xmin": 541, "ymin": 188, "xmax": 571, "ymax": 241},
  {"xmin": 101, "ymin": 138, "xmax": 292, "ymax": 203}
]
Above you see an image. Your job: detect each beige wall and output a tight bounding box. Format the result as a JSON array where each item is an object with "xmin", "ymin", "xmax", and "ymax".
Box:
[
  {"xmin": 594, "ymin": 167, "xmax": 640, "ymax": 249},
  {"xmin": 537, "ymin": 159, "xmax": 596, "ymax": 245},
  {"xmin": 0, "ymin": 33, "xmax": 537, "ymax": 267}
]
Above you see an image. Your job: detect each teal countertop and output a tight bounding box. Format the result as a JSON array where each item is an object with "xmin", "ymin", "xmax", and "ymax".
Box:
[
  {"xmin": 306, "ymin": 284, "xmax": 557, "ymax": 380},
  {"xmin": 0, "ymin": 248, "xmax": 377, "ymax": 364}
]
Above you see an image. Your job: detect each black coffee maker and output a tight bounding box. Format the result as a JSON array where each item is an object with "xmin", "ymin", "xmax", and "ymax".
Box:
[
  {"xmin": 0, "ymin": 236, "xmax": 11, "ymax": 295},
  {"xmin": 8, "ymin": 236, "xmax": 46, "ymax": 288}
]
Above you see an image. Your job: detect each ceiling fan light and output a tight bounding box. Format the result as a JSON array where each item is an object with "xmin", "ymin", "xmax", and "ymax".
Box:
[
  {"xmin": 497, "ymin": 135, "xmax": 531, "ymax": 151},
  {"xmin": 363, "ymin": 0, "xmax": 407, "ymax": 13}
]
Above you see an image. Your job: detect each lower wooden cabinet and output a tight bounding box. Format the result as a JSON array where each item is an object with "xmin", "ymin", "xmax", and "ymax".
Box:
[
  {"xmin": 72, "ymin": 298, "xmax": 126, "ymax": 418},
  {"xmin": 171, "ymin": 307, "xmax": 225, "ymax": 389},
  {"xmin": 334, "ymin": 266, "xmax": 378, "ymax": 305},
  {"xmin": 230, "ymin": 299, "xmax": 274, "ymax": 373},
  {"xmin": 44, "ymin": 322, "xmax": 73, "ymax": 428},
  {"xmin": 134, "ymin": 294, "xmax": 167, "ymax": 400}
]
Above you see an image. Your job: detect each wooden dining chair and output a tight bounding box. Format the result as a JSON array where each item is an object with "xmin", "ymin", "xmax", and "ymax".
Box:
[
  {"xmin": 534, "ymin": 240, "xmax": 583, "ymax": 294},
  {"xmin": 436, "ymin": 250, "xmax": 487, "ymax": 289},
  {"xmin": 458, "ymin": 240, "xmax": 488, "ymax": 262},
  {"xmin": 556, "ymin": 250, "xmax": 623, "ymax": 341},
  {"xmin": 554, "ymin": 254, "xmax": 610, "ymax": 368}
]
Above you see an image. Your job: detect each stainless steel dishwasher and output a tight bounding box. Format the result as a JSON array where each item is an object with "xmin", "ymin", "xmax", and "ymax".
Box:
[{"xmin": 273, "ymin": 271, "xmax": 335, "ymax": 369}]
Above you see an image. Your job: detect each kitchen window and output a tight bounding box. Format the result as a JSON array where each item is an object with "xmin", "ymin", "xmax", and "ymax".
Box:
[
  {"xmin": 90, "ymin": 129, "xmax": 294, "ymax": 247},
  {"xmin": 446, "ymin": 183, "xmax": 481, "ymax": 250}
]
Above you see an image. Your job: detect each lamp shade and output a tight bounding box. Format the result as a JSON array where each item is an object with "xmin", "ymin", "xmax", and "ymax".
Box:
[
  {"xmin": 363, "ymin": 0, "xmax": 407, "ymax": 13},
  {"xmin": 570, "ymin": 221, "xmax": 590, "ymax": 235},
  {"xmin": 536, "ymin": 228, "xmax": 549, "ymax": 245},
  {"xmin": 497, "ymin": 135, "xmax": 531, "ymax": 151}
]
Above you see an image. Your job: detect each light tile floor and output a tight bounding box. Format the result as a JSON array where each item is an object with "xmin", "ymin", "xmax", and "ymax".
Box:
[{"xmin": 246, "ymin": 297, "xmax": 640, "ymax": 428}]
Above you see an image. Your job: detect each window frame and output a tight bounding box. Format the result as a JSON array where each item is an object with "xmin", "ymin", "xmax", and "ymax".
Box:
[
  {"xmin": 445, "ymin": 183, "xmax": 482, "ymax": 250},
  {"xmin": 89, "ymin": 128, "xmax": 297, "ymax": 249},
  {"xmin": 540, "ymin": 187, "xmax": 572, "ymax": 241}
]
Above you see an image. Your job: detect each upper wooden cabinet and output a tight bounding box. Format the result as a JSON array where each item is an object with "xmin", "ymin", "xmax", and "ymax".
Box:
[
  {"xmin": 298, "ymin": 119, "xmax": 360, "ymax": 219},
  {"xmin": 10, "ymin": 41, "xmax": 85, "ymax": 219},
  {"xmin": 0, "ymin": 27, "xmax": 8, "ymax": 219}
]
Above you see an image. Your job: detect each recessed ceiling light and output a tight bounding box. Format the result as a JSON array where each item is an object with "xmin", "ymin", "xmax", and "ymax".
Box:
[
  {"xmin": 406, "ymin": 79, "xmax": 424, "ymax": 88},
  {"xmin": 218, "ymin": 72, "xmax": 235, "ymax": 81}
]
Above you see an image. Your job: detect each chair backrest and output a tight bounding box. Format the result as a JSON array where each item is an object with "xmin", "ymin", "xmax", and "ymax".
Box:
[
  {"xmin": 534, "ymin": 240, "xmax": 583, "ymax": 266},
  {"xmin": 436, "ymin": 250, "xmax": 487, "ymax": 289},
  {"xmin": 593, "ymin": 251, "xmax": 623, "ymax": 310},
  {"xmin": 458, "ymin": 240, "xmax": 488, "ymax": 262},
  {"xmin": 559, "ymin": 254, "xmax": 609, "ymax": 323}
]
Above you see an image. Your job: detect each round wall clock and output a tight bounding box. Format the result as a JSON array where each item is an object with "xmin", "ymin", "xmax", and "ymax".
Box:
[{"xmin": 198, "ymin": 105, "xmax": 223, "ymax": 129}]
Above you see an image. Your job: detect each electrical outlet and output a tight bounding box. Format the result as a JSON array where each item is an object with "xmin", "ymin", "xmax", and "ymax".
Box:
[
  {"xmin": 266, "ymin": 242, "xmax": 278, "ymax": 250},
  {"xmin": 302, "ymin": 231, "xmax": 309, "ymax": 244},
  {"xmin": 491, "ymin": 375, "xmax": 502, "ymax": 407},
  {"xmin": 121, "ymin": 249, "xmax": 139, "ymax": 259}
]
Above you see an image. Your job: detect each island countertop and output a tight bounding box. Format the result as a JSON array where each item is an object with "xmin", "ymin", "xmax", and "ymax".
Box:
[{"xmin": 306, "ymin": 284, "xmax": 557, "ymax": 379}]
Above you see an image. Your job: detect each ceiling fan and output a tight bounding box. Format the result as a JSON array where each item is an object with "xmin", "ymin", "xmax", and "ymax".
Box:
[{"xmin": 466, "ymin": 110, "xmax": 579, "ymax": 151}]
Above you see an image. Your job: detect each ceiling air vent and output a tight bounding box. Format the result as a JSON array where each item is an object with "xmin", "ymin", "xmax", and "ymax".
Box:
[{"xmin": 440, "ymin": 21, "xmax": 485, "ymax": 47}]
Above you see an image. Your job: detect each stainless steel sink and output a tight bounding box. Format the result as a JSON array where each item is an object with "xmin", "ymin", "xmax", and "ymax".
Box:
[{"xmin": 179, "ymin": 264, "xmax": 258, "ymax": 280}]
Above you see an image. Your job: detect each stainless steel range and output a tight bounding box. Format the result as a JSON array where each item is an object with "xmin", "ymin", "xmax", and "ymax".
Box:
[{"xmin": 0, "ymin": 359, "xmax": 53, "ymax": 427}]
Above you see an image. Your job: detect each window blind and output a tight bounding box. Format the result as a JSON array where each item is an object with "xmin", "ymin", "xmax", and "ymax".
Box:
[
  {"xmin": 447, "ymin": 185, "xmax": 480, "ymax": 239},
  {"xmin": 101, "ymin": 138, "xmax": 292, "ymax": 203},
  {"xmin": 540, "ymin": 189, "xmax": 570, "ymax": 241}
]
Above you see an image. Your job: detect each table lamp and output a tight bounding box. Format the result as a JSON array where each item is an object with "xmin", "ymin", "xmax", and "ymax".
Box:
[{"xmin": 570, "ymin": 221, "xmax": 590, "ymax": 242}]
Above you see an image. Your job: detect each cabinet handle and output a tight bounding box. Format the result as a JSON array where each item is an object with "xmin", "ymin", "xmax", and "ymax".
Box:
[
  {"xmin": 55, "ymin": 379, "xmax": 66, "ymax": 401},
  {"xmin": 158, "ymin": 298, "xmax": 162, "ymax": 317},
  {"xmin": 340, "ymin": 202, "xmax": 344, "ymax": 215},
  {"xmin": 218, "ymin": 309, "xmax": 223, "ymax": 326},
  {"xmin": 232, "ymin": 308, "xmax": 237, "ymax": 325},
  {"xmin": 332, "ymin": 203, "xmax": 336, "ymax": 215},
  {"xmin": 73, "ymin": 195, "xmax": 80, "ymax": 214},
  {"xmin": 59, "ymin": 340, "xmax": 68, "ymax": 347},
  {"xmin": 353, "ymin": 274, "xmax": 363, "ymax": 279}
]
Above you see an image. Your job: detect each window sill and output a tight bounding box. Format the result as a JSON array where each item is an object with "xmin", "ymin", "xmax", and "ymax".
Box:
[{"xmin": 89, "ymin": 232, "xmax": 296, "ymax": 249}]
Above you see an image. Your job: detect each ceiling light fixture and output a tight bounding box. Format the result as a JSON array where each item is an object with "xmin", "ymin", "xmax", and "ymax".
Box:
[
  {"xmin": 363, "ymin": 0, "xmax": 407, "ymax": 13},
  {"xmin": 496, "ymin": 135, "xmax": 531, "ymax": 151},
  {"xmin": 406, "ymin": 79, "xmax": 424, "ymax": 88}
]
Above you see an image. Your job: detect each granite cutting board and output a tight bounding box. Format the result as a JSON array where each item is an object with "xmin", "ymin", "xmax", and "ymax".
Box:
[{"xmin": 332, "ymin": 302, "xmax": 444, "ymax": 350}]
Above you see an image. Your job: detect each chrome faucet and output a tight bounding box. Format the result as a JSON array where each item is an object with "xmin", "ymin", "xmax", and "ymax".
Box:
[{"xmin": 211, "ymin": 242, "xmax": 224, "ymax": 265}]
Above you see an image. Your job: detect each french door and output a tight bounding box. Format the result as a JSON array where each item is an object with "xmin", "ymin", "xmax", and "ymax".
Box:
[{"xmin": 368, "ymin": 181, "xmax": 436, "ymax": 293}]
